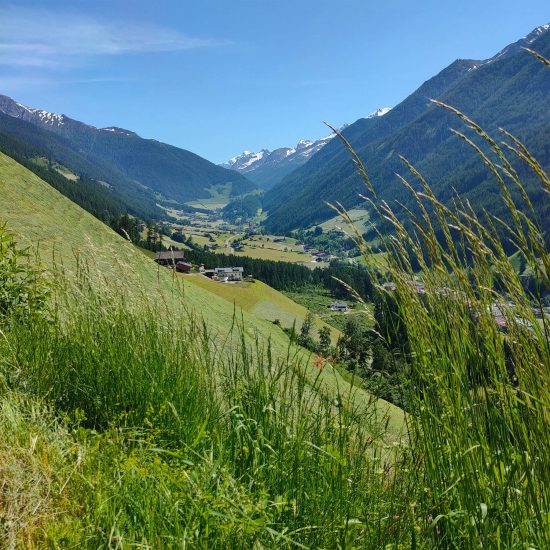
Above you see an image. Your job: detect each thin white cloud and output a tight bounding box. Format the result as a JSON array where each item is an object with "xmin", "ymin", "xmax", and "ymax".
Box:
[
  {"xmin": 0, "ymin": 76, "xmax": 55, "ymax": 93},
  {"xmin": 0, "ymin": 6, "xmax": 224, "ymax": 68}
]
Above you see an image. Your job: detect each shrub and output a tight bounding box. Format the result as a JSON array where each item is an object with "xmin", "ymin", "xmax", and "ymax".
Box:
[{"xmin": 0, "ymin": 224, "xmax": 49, "ymax": 327}]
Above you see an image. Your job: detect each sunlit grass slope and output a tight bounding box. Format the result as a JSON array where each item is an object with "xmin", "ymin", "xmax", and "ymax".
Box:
[
  {"xmin": 0, "ymin": 151, "xmax": 404, "ymax": 429},
  {"xmin": 186, "ymin": 274, "xmax": 340, "ymax": 342}
]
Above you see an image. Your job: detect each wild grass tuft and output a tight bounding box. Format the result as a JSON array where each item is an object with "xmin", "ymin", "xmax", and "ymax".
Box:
[{"xmin": 0, "ymin": 263, "xmax": 410, "ymax": 548}]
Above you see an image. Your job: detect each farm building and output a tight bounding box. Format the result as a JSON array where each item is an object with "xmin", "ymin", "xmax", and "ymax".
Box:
[
  {"xmin": 155, "ymin": 250, "xmax": 186, "ymax": 267},
  {"xmin": 212, "ymin": 267, "xmax": 244, "ymax": 282},
  {"xmin": 176, "ymin": 261, "xmax": 192, "ymax": 273},
  {"xmin": 329, "ymin": 302, "xmax": 348, "ymax": 312}
]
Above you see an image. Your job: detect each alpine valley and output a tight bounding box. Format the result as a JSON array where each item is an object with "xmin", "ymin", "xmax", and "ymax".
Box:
[{"xmin": 0, "ymin": 13, "xmax": 549, "ymax": 549}]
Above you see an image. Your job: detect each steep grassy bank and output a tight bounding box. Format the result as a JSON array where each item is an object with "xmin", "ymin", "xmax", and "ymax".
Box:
[
  {"xmin": 185, "ymin": 274, "xmax": 340, "ymax": 342},
  {"xmin": 0, "ymin": 151, "xmax": 403, "ymax": 427},
  {"xmin": 0, "ymin": 260, "xmax": 410, "ymax": 548}
]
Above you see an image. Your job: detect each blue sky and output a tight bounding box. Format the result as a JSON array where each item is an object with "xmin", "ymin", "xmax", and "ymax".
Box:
[{"xmin": 1, "ymin": 1, "xmax": 548, "ymax": 163}]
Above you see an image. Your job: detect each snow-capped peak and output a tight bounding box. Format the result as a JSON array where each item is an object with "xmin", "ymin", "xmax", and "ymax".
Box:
[
  {"xmin": 220, "ymin": 124, "xmax": 354, "ymax": 175},
  {"xmin": 222, "ymin": 149, "xmax": 270, "ymax": 170},
  {"xmin": 524, "ymin": 23, "xmax": 550, "ymax": 43},
  {"xmin": 365, "ymin": 107, "xmax": 392, "ymax": 119},
  {"xmin": 15, "ymin": 102, "xmax": 65, "ymax": 126}
]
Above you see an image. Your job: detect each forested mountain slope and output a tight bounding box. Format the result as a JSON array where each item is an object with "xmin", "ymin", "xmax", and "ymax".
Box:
[
  {"xmin": 263, "ymin": 25, "xmax": 550, "ymax": 238},
  {"xmin": 0, "ymin": 113, "xmax": 164, "ymax": 220},
  {"xmin": 0, "ymin": 95, "xmax": 257, "ymax": 208}
]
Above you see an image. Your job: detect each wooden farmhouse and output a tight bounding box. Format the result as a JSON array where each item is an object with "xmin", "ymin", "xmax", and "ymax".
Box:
[{"xmin": 154, "ymin": 250, "xmax": 186, "ymax": 267}]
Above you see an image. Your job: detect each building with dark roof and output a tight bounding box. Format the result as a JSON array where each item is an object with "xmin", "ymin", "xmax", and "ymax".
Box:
[{"xmin": 154, "ymin": 250, "xmax": 186, "ymax": 267}]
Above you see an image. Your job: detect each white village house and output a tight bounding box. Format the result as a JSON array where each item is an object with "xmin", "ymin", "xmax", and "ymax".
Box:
[
  {"xmin": 213, "ymin": 267, "xmax": 244, "ymax": 282},
  {"xmin": 199, "ymin": 266, "xmax": 244, "ymax": 282}
]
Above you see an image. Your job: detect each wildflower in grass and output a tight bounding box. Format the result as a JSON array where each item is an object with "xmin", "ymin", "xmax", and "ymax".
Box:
[{"xmin": 313, "ymin": 354, "xmax": 328, "ymax": 369}]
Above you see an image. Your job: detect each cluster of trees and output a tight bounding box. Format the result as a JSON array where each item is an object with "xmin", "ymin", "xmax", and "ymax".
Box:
[
  {"xmin": 110, "ymin": 214, "xmax": 174, "ymax": 252},
  {"xmin": 292, "ymin": 226, "xmax": 356, "ymax": 256},
  {"xmin": 277, "ymin": 313, "xmax": 332, "ymax": 356},
  {"xmin": 170, "ymin": 230, "xmax": 195, "ymax": 247},
  {"xmin": 273, "ymin": 290, "xmax": 410, "ymax": 410},
  {"xmin": 331, "ymin": 295, "xmax": 411, "ymax": 409}
]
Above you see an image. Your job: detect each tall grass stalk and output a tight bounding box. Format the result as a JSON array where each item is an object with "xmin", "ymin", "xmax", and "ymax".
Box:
[{"xmin": 330, "ymin": 50, "xmax": 549, "ymax": 547}]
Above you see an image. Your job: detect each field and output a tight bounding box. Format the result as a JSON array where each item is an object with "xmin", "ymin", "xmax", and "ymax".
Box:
[
  {"xmin": 234, "ymin": 234, "xmax": 313, "ymax": 263},
  {"xmin": 184, "ymin": 183, "xmax": 233, "ymax": 210},
  {"xmin": 318, "ymin": 207, "xmax": 371, "ymax": 233},
  {"xmin": 170, "ymin": 215, "xmax": 316, "ymax": 263},
  {"xmin": 350, "ymin": 250, "xmax": 389, "ymax": 270},
  {"xmin": 284, "ymin": 287, "xmax": 375, "ymax": 332},
  {"xmin": 30, "ymin": 156, "xmax": 80, "ymax": 181}
]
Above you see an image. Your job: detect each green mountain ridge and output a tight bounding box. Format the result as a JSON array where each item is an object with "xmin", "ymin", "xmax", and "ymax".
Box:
[{"xmin": 0, "ymin": 94, "xmax": 258, "ymax": 210}]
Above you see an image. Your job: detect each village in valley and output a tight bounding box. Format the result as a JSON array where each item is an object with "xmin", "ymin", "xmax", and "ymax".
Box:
[
  {"xmin": 153, "ymin": 247, "xmax": 352, "ymax": 317},
  {"xmin": 154, "ymin": 200, "xmax": 550, "ymax": 334},
  {"xmin": 161, "ymin": 202, "xmax": 351, "ymax": 268}
]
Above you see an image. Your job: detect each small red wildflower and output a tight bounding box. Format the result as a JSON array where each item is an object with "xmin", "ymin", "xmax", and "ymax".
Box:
[{"xmin": 313, "ymin": 354, "xmax": 328, "ymax": 370}]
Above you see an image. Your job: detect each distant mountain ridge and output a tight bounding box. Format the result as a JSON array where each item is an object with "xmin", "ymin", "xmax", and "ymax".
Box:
[
  {"xmin": 263, "ymin": 24, "xmax": 550, "ymax": 238},
  {"xmin": 0, "ymin": 94, "xmax": 257, "ymax": 211},
  {"xmin": 220, "ymin": 108, "xmax": 391, "ymax": 190}
]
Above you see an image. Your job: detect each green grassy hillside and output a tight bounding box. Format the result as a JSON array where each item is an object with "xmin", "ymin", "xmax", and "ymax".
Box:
[
  {"xmin": 0, "ymin": 150, "xmax": 403, "ymax": 429},
  {"xmin": 186, "ymin": 275, "xmax": 340, "ymax": 343}
]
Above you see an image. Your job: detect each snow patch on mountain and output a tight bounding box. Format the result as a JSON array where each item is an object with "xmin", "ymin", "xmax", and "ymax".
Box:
[
  {"xmin": 365, "ymin": 107, "xmax": 391, "ymax": 119},
  {"xmin": 525, "ymin": 23, "xmax": 550, "ymax": 42},
  {"xmin": 100, "ymin": 126, "xmax": 138, "ymax": 137},
  {"xmin": 14, "ymin": 102, "xmax": 65, "ymax": 126},
  {"xmin": 223, "ymin": 149, "xmax": 270, "ymax": 170}
]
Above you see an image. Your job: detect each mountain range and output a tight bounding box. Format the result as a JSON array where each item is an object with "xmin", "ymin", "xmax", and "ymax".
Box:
[
  {"xmin": 221, "ymin": 108, "xmax": 390, "ymax": 190},
  {"xmin": 0, "ymin": 24, "xmax": 548, "ymax": 246},
  {"xmin": 0, "ymin": 95, "xmax": 257, "ymax": 218},
  {"xmin": 262, "ymin": 24, "xmax": 550, "ymax": 239}
]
